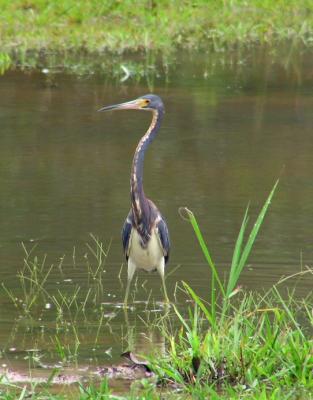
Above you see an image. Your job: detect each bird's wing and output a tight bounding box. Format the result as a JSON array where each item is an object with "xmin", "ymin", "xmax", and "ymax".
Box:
[
  {"xmin": 121, "ymin": 213, "xmax": 133, "ymax": 260},
  {"xmin": 156, "ymin": 217, "xmax": 170, "ymax": 264}
]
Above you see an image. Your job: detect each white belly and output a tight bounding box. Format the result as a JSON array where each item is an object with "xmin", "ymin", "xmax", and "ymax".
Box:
[{"xmin": 128, "ymin": 228, "xmax": 163, "ymax": 271}]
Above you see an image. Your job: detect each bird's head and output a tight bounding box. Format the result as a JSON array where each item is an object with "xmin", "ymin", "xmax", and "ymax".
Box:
[{"xmin": 98, "ymin": 94, "xmax": 164, "ymax": 113}]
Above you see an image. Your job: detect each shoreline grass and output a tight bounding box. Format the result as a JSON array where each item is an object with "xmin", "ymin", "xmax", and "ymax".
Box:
[
  {"xmin": 143, "ymin": 181, "xmax": 310, "ymax": 397},
  {"xmin": 148, "ymin": 282, "xmax": 312, "ymax": 399},
  {"xmin": 0, "ymin": 1, "xmax": 313, "ymax": 74},
  {"xmin": 148, "ymin": 181, "xmax": 312, "ymax": 398},
  {"xmin": 146, "ymin": 181, "xmax": 312, "ymax": 399},
  {"xmin": 1, "ymin": 1, "xmax": 313, "ymax": 53}
]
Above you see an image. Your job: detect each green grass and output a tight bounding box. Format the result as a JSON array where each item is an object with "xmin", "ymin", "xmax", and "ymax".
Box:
[
  {"xmin": 1, "ymin": 0, "xmax": 313, "ymax": 52},
  {"xmin": 145, "ymin": 181, "xmax": 312, "ymax": 398},
  {"xmin": 0, "ymin": 0, "xmax": 313, "ymax": 73},
  {"xmin": 149, "ymin": 286, "xmax": 312, "ymax": 399}
]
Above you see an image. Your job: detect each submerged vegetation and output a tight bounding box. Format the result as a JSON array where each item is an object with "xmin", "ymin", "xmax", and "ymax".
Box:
[
  {"xmin": 0, "ymin": 181, "xmax": 312, "ymax": 399},
  {"xmin": 0, "ymin": 0, "xmax": 313, "ymax": 74}
]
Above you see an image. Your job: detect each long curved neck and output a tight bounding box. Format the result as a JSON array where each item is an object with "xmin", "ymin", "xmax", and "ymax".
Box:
[{"xmin": 130, "ymin": 108, "xmax": 164, "ymax": 229}]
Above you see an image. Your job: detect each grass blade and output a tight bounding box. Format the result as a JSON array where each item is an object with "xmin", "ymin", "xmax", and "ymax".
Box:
[
  {"xmin": 181, "ymin": 207, "xmax": 225, "ymax": 297},
  {"xmin": 182, "ymin": 281, "xmax": 216, "ymax": 327},
  {"xmin": 226, "ymin": 207, "xmax": 249, "ymax": 298},
  {"xmin": 229, "ymin": 180, "xmax": 279, "ymax": 297}
]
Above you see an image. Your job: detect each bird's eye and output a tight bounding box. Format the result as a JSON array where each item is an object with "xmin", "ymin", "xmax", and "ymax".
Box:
[{"xmin": 143, "ymin": 99, "xmax": 150, "ymax": 107}]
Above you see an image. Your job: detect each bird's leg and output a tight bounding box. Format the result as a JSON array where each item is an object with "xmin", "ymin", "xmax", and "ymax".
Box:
[
  {"xmin": 162, "ymin": 275, "xmax": 170, "ymax": 304},
  {"xmin": 157, "ymin": 258, "xmax": 169, "ymax": 303},
  {"xmin": 124, "ymin": 258, "xmax": 136, "ymax": 307}
]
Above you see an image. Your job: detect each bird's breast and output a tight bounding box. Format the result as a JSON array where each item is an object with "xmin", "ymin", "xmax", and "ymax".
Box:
[{"xmin": 128, "ymin": 227, "xmax": 163, "ymax": 271}]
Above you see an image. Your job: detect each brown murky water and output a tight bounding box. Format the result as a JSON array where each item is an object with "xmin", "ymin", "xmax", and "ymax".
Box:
[{"xmin": 0, "ymin": 48, "xmax": 312, "ymax": 383}]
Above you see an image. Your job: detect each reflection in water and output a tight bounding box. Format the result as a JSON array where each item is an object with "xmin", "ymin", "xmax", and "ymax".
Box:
[
  {"xmin": 123, "ymin": 304, "xmax": 167, "ymax": 361},
  {"xmin": 0, "ymin": 47, "xmax": 312, "ymax": 373}
]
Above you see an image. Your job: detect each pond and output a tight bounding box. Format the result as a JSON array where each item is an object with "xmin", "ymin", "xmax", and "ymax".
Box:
[{"xmin": 0, "ymin": 47, "xmax": 312, "ymax": 388}]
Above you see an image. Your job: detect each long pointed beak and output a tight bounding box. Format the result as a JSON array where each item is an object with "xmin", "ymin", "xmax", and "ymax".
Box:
[{"xmin": 98, "ymin": 99, "xmax": 144, "ymax": 112}]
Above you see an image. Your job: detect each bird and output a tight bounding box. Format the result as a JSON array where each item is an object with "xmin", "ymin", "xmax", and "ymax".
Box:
[{"xmin": 98, "ymin": 94, "xmax": 170, "ymax": 306}]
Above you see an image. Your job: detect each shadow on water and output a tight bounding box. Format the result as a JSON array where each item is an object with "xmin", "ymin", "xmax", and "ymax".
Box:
[{"xmin": 0, "ymin": 46, "xmax": 312, "ymax": 388}]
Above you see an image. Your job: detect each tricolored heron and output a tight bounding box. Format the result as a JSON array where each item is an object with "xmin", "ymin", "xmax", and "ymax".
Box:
[{"xmin": 98, "ymin": 94, "xmax": 170, "ymax": 306}]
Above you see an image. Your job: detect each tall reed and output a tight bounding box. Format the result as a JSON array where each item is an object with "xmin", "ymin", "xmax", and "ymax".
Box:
[{"xmin": 179, "ymin": 180, "xmax": 279, "ymax": 325}]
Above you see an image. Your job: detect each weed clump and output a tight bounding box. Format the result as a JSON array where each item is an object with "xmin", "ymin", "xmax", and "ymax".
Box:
[{"xmin": 146, "ymin": 181, "xmax": 313, "ymax": 397}]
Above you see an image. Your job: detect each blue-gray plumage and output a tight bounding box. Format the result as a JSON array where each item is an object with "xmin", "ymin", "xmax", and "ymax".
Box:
[{"xmin": 98, "ymin": 94, "xmax": 170, "ymax": 305}]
